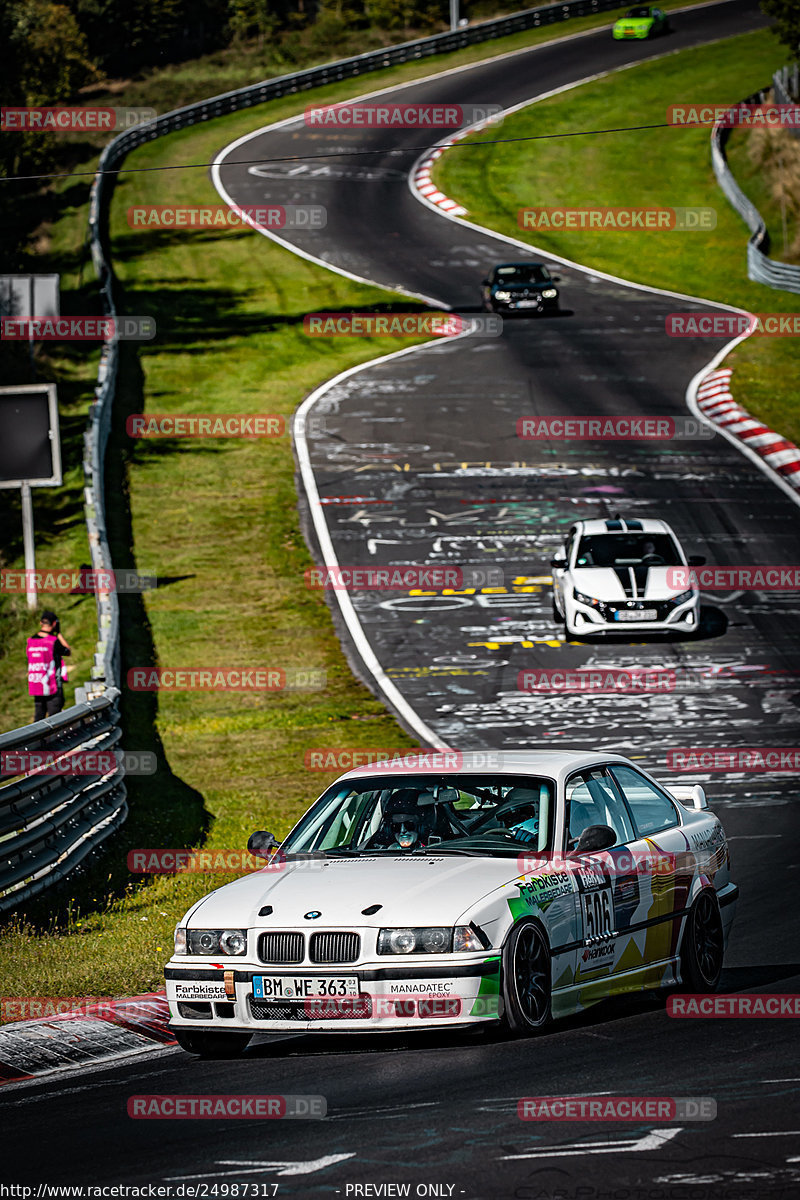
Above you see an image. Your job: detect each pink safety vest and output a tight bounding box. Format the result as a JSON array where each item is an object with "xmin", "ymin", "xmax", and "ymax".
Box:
[{"xmin": 27, "ymin": 634, "xmax": 59, "ymax": 696}]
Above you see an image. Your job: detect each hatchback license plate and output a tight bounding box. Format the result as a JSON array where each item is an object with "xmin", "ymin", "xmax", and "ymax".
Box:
[
  {"xmin": 615, "ymin": 609, "xmax": 657, "ymax": 621},
  {"xmin": 252, "ymin": 975, "xmax": 358, "ymax": 999}
]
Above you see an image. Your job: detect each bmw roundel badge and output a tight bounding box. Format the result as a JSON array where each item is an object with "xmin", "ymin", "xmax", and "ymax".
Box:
[{"xmin": 304, "ymin": 910, "xmax": 322, "ymax": 919}]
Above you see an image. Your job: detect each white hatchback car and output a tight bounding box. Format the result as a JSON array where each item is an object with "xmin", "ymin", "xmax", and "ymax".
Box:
[{"xmin": 551, "ymin": 516, "xmax": 705, "ymax": 637}]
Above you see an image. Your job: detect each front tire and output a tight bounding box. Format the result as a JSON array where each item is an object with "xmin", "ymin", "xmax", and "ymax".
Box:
[
  {"xmin": 173, "ymin": 1029, "xmax": 252, "ymax": 1058},
  {"xmin": 679, "ymin": 890, "xmax": 724, "ymax": 992},
  {"xmin": 502, "ymin": 920, "xmax": 552, "ymax": 1034}
]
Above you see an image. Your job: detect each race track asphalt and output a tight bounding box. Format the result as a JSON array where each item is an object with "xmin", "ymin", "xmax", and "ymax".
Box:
[{"xmin": 6, "ymin": 3, "xmax": 800, "ymax": 1195}]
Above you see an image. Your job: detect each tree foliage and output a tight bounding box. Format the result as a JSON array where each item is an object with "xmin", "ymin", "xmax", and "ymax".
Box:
[{"xmin": 761, "ymin": 0, "xmax": 800, "ymax": 62}]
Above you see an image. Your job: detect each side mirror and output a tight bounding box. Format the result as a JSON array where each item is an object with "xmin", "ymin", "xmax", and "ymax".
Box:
[
  {"xmin": 573, "ymin": 824, "xmax": 617, "ymax": 854},
  {"xmin": 247, "ymin": 830, "xmax": 279, "ymax": 859},
  {"xmin": 551, "ymin": 275, "xmax": 561, "ymax": 282},
  {"xmin": 550, "ymin": 557, "xmax": 567, "ymax": 569},
  {"xmin": 481, "ymin": 279, "xmax": 490, "ymax": 287},
  {"xmin": 687, "ymin": 555, "xmax": 706, "ymax": 566}
]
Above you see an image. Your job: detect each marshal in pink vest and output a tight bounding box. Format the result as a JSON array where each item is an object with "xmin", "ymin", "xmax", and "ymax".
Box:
[{"xmin": 27, "ymin": 634, "xmax": 60, "ymax": 696}]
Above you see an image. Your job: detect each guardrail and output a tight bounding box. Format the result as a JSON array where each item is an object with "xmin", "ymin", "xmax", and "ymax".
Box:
[
  {"xmin": 0, "ymin": 690, "xmax": 126, "ymax": 913},
  {"xmin": 1, "ymin": 0, "xmax": 625, "ymax": 913},
  {"xmin": 773, "ymin": 63, "xmax": 799, "ymax": 140},
  {"xmin": 711, "ymin": 84, "xmax": 800, "ymax": 294}
]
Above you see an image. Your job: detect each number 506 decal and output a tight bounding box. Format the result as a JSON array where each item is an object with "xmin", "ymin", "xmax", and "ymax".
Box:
[{"xmin": 582, "ymin": 886, "xmax": 614, "ymax": 938}]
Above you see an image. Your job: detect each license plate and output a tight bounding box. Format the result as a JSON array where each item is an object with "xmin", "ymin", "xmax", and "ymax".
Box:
[
  {"xmin": 615, "ymin": 609, "xmax": 658, "ymax": 622},
  {"xmin": 516, "ymin": 300, "xmax": 541, "ymax": 308},
  {"xmin": 252, "ymin": 975, "xmax": 358, "ymax": 1000}
]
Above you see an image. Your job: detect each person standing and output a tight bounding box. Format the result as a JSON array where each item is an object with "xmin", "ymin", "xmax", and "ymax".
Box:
[{"xmin": 27, "ymin": 610, "xmax": 72, "ymax": 721}]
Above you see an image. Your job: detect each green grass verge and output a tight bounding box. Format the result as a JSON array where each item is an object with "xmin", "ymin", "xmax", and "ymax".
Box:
[
  {"xmin": 0, "ymin": 0, "xmax": 718, "ymax": 735},
  {"xmin": 0, "ymin": 1, "xmax": 769, "ymax": 1006},
  {"xmin": 435, "ymin": 27, "xmax": 800, "ymax": 446}
]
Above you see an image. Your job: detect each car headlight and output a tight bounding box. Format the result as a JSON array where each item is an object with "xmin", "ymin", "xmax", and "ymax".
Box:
[
  {"xmin": 668, "ymin": 589, "xmax": 695, "ymax": 607},
  {"xmin": 493, "ymin": 290, "xmax": 512, "ymax": 301},
  {"xmin": 573, "ymin": 587, "xmax": 606, "ymax": 609},
  {"xmin": 453, "ymin": 925, "xmax": 485, "ymax": 952},
  {"xmin": 186, "ymin": 928, "xmax": 248, "ymax": 956},
  {"xmin": 174, "ymin": 926, "xmax": 187, "ymax": 955},
  {"xmin": 378, "ymin": 927, "xmax": 453, "ymax": 954},
  {"xmin": 541, "ymin": 288, "xmax": 558, "ymax": 299}
]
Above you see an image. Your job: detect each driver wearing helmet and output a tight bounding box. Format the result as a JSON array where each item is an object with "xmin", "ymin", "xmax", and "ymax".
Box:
[
  {"xmin": 496, "ymin": 787, "xmax": 541, "ymax": 845},
  {"xmin": 377, "ymin": 788, "xmax": 428, "ymax": 851}
]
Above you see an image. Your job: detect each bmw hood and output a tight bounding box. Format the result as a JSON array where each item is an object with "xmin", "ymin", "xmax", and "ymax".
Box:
[
  {"xmin": 185, "ymin": 856, "xmax": 522, "ymax": 929},
  {"xmin": 572, "ymin": 566, "xmax": 691, "ymax": 602}
]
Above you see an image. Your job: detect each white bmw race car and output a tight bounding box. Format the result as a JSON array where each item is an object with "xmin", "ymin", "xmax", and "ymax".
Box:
[
  {"xmin": 551, "ymin": 516, "xmax": 705, "ymax": 637},
  {"xmin": 165, "ymin": 751, "xmax": 737, "ymax": 1056}
]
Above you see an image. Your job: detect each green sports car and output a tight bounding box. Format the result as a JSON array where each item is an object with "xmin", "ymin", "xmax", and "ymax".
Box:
[{"xmin": 612, "ymin": 5, "xmax": 670, "ymax": 38}]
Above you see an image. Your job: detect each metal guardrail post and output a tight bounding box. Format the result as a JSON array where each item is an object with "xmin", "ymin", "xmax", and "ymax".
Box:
[{"xmin": 711, "ymin": 83, "xmax": 800, "ymax": 294}]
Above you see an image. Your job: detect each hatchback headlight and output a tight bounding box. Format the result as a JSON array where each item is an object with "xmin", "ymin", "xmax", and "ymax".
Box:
[
  {"xmin": 573, "ymin": 588, "xmax": 605, "ymax": 609},
  {"xmin": 378, "ymin": 927, "xmax": 453, "ymax": 954},
  {"xmin": 668, "ymin": 589, "xmax": 695, "ymax": 607},
  {"xmin": 493, "ymin": 290, "xmax": 512, "ymax": 301},
  {"xmin": 186, "ymin": 928, "xmax": 248, "ymax": 956},
  {"xmin": 541, "ymin": 288, "xmax": 558, "ymax": 298}
]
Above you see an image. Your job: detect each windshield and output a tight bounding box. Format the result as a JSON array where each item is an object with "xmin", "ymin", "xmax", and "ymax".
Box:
[
  {"xmin": 281, "ymin": 774, "xmax": 555, "ymax": 858},
  {"xmin": 575, "ymin": 533, "xmax": 682, "ymax": 568},
  {"xmin": 625, "ymin": 7, "xmax": 651, "ymax": 16},
  {"xmin": 494, "ymin": 265, "xmax": 551, "ymax": 284}
]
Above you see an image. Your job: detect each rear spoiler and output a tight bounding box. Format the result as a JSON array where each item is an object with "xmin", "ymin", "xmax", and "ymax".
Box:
[{"xmin": 667, "ymin": 783, "xmax": 708, "ymax": 811}]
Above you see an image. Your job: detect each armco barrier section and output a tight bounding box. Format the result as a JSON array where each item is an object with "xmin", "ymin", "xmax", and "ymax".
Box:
[
  {"xmin": 1, "ymin": 0, "xmax": 625, "ymax": 914},
  {"xmin": 773, "ymin": 63, "xmax": 799, "ymax": 141},
  {"xmin": 0, "ymin": 690, "xmax": 126, "ymax": 913},
  {"xmin": 711, "ymin": 82, "xmax": 800, "ymax": 294}
]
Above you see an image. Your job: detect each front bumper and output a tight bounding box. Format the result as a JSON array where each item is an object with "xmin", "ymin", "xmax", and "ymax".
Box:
[
  {"xmin": 566, "ymin": 596, "xmax": 699, "ymax": 635},
  {"xmin": 165, "ymin": 957, "xmax": 502, "ymax": 1033},
  {"xmin": 490, "ymin": 297, "xmax": 558, "ymax": 314}
]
